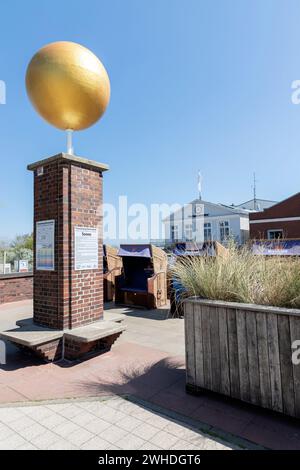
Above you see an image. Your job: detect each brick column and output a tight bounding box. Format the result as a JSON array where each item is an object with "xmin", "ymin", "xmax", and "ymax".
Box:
[{"xmin": 27, "ymin": 153, "xmax": 108, "ymax": 330}]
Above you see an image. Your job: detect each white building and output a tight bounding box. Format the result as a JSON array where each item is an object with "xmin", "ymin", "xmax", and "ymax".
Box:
[
  {"xmin": 233, "ymin": 198, "xmax": 277, "ymax": 212},
  {"xmin": 163, "ymin": 198, "xmax": 276, "ymax": 247}
]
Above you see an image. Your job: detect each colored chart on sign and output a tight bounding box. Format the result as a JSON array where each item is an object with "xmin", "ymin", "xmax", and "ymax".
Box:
[{"xmin": 36, "ymin": 220, "xmax": 55, "ymax": 271}]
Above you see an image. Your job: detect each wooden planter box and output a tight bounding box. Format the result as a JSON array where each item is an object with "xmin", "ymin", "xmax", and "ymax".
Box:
[{"xmin": 184, "ymin": 298, "xmax": 300, "ymax": 418}]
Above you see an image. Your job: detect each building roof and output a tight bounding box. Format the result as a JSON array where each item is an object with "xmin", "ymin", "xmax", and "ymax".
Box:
[
  {"xmin": 234, "ymin": 198, "xmax": 277, "ymax": 211},
  {"xmin": 249, "ymin": 192, "xmax": 300, "ymax": 221},
  {"xmin": 163, "ymin": 198, "xmax": 249, "ymax": 222}
]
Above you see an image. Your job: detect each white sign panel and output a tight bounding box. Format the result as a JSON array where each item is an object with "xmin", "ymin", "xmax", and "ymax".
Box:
[
  {"xmin": 19, "ymin": 260, "xmax": 29, "ymax": 273},
  {"xmin": 75, "ymin": 227, "xmax": 98, "ymax": 270},
  {"xmin": 36, "ymin": 220, "xmax": 55, "ymax": 271}
]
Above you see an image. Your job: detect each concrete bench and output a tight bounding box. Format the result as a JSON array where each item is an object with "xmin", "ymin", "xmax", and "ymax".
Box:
[{"xmin": 0, "ymin": 316, "xmax": 126, "ymax": 362}]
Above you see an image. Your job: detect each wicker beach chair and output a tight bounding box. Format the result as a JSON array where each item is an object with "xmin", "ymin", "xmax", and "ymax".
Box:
[
  {"xmin": 103, "ymin": 245, "xmax": 123, "ymax": 302},
  {"xmin": 115, "ymin": 244, "xmax": 167, "ymax": 309}
]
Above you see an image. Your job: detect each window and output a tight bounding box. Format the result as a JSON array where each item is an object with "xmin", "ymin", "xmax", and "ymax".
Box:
[
  {"xmin": 185, "ymin": 224, "xmax": 193, "ymax": 241},
  {"xmin": 219, "ymin": 221, "xmax": 230, "ymax": 241},
  {"xmin": 171, "ymin": 225, "xmax": 179, "ymax": 241},
  {"xmin": 204, "ymin": 222, "xmax": 212, "ymax": 241},
  {"xmin": 267, "ymin": 229, "xmax": 283, "ymax": 240}
]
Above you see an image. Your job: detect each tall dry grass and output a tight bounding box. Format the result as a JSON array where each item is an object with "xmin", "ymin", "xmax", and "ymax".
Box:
[{"xmin": 171, "ymin": 243, "xmax": 300, "ymax": 308}]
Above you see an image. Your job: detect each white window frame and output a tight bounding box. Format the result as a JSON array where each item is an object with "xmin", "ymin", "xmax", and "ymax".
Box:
[
  {"xmin": 171, "ymin": 225, "xmax": 179, "ymax": 241},
  {"xmin": 204, "ymin": 222, "xmax": 212, "ymax": 241},
  {"xmin": 185, "ymin": 223, "xmax": 193, "ymax": 241},
  {"xmin": 267, "ymin": 229, "xmax": 283, "ymax": 240},
  {"xmin": 219, "ymin": 220, "xmax": 230, "ymax": 241}
]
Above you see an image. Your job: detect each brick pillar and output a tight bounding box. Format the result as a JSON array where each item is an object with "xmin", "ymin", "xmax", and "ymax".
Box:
[{"xmin": 27, "ymin": 153, "xmax": 109, "ymax": 330}]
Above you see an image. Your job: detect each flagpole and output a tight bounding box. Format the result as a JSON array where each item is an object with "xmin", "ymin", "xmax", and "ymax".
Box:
[{"xmin": 198, "ymin": 171, "xmax": 202, "ymax": 200}]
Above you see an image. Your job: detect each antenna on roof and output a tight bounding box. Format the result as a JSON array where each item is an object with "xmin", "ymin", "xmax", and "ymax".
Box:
[
  {"xmin": 252, "ymin": 172, "xmax": 257, "ymax": 210},
  {"xmin": 198, "ymin": 170, "xmax": 202, "ymax": 200}
]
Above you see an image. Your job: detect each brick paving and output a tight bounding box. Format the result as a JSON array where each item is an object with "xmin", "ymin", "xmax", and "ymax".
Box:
[{"xmin": 1, "ymin": 300, "xmax": 300, "ymax": 450}]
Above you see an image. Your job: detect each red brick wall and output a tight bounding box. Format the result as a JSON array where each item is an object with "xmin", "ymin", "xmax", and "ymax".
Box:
[
  {"xmin": 0, "ymin": 274, "xmax": 33, "ymax": 304},
  {"xmin": 31, "ymin": 155, "xmax": 104, "ymax": 330},
  {"xmin": 249, "ymin": 192, "xmax": 300, "ymax": 239},
  {"xmin": 250, "ymin": 220, "xmax": 300, "ymax": 239},
  {"xmin": 33, "ymin": 161, "xmax": 60, "ymax": 328},
  {"xmin": 69, "ymin": 165, "xmax": 103, "ymax": 329}
]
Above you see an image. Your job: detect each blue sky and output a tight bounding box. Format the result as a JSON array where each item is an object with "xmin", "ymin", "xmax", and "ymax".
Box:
[{"xmin": 1, "ymin": 0, "xmax": 300, "ymax": 240}]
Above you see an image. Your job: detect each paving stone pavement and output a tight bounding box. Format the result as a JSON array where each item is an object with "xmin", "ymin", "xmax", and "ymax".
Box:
[
  {"xmin": 3, "ymin": 301, "xmax": 296, "ymax": 449},
  {"xmin": 0, "ymin": 396, "xmax": 237, "ymax": 450}
]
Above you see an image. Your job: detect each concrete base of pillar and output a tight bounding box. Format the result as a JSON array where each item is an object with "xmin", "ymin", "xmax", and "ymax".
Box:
[{"xmin": 0, "ymin": 316, "xmax": 126, "ymax": 363}]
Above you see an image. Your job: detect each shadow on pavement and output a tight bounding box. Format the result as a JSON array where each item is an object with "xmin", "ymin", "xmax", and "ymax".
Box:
[
  {"xmin": 79, "ymin": 357, "xmax": 184, "ymax": 397},
  {"xmin": 104, "ymin": 302, "xmax": 170, "ymax": 321}
]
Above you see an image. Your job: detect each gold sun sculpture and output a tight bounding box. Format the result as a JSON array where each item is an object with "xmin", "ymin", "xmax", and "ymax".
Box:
[{"xmin": 26, "ymin": 41, "xmax": 110, "ymax": 152}]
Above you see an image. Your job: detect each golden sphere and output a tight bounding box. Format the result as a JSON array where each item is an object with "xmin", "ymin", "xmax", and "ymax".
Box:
[{"xmin": 25, "ymin": 41, "xmax": 110, "ymax": 131}]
